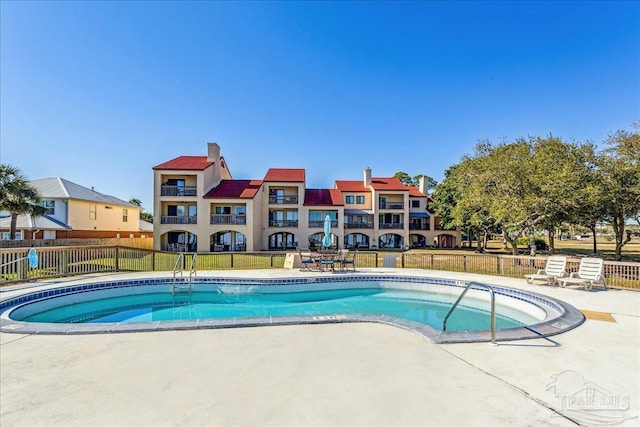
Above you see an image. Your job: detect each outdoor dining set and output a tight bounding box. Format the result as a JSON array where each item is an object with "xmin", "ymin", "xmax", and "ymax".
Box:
[{"xmin": 298, "ymin": 249, "xmax": 357, "ymax": 272}]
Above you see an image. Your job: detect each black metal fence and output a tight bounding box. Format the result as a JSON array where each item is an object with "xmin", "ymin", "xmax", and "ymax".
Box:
[{"xmin": 1, "ymin": 246, "xmax": 638, "ymax": 289}]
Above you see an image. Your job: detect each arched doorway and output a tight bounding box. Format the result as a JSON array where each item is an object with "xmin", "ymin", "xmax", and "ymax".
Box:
[
  {"xmin": 437, "ymin": 234, "xmax": 456, "ymax": 248},
  {"xmin": 379, "ymin": 233, "xmax": 403, "ymax": 249},
  {"xmin": 269, "ymin": 232, "xmax": 297, "ymax": 250},
  {"xmin": 163, "ymin": 231, "xmax": 197, "ymax": 252},
  {"xmin": 308, "ymin": 232, "xmax": 337, "ymax": 251},
  {"xmin": 210, "ymin": 231, "xmax": 247, "ymax": 252},
  {"xmin": 409, "ymin": 234, "xmax": 427, "ymax": 248},
  {"xmin": 344, "ymin": 233, "xmax": 369, "ymax": 249}
]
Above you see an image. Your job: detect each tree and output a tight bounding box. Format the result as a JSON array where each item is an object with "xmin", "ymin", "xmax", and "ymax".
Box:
[
  {"xmin": 597, "ymin": 128, "xmax": 640, "ymax": 260},
  {"xmin": 433, "ymin": 160, "xmax": 495, "ymax": 252},
  {"xmin": 393, "ymin": 171, "xmax": 413, "ymax": 186},
  {"xmin": 0, "ymin": 164, "xmax": 46, "ymax": 239},
  {"xmin": 128, "ymin": 198, "xmax": 154, "ymax": 223},
  {"xmin": 393, "ymin": 171, "xmax": 438, "ymax": 194},
  {"xmin": 434, "ymin": 136, "xmax": 598, "ymax": 256}
]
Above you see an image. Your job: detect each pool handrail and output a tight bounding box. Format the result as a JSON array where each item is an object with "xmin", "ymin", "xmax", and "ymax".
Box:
[
  {"xmin": 442, "ymin": 281, "xmax": 496, "ymax": 344},
  {"xmin": 172, "ymin": 253, "xmax": 184, "ymax": 294},
  {"xmin": 189, "ymin": 253, "xmax": 197, "ymax": 283}
]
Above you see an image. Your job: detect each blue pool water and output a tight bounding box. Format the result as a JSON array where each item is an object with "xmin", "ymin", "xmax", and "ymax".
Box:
[{"xmin": 15, "ymin": 287, "xmax": 535, "ymax": 332}]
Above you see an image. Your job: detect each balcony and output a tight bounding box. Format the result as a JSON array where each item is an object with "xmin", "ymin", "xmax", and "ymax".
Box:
[
  {"xmin": 309, "ymin": 220, "xmax": 339, "ymax": 228},
  {"xmin": 161, "ymin": 215, "xmax": 197, "ymax": 225},
  {"xmin": 210, "ymin": 214, "xmax": 247, "ymax": 225},
  {"xmin": 379, "ymin": 202, "xmax": 404, "ymax": 210},
  {"xmin": 269, "ymin": 195, "xmax": 298, "ymax": 204},
  {"xmin": 344, "ymin": 222, "xmax": 374, "ymax": 229},
  {"xmin": 379, "ymin": 223, "xmax": 404, "ymax": 229},
  {"xmin": 409, "ymin": 223, "xmax": 430, "ymax": 230},
  {"xmin": 161, "ymin": 185, "xmax": 197, "ymax": 197},
  {"xmin": 269, "ymin": 220, "xmax": 299, "ymax": 227}
]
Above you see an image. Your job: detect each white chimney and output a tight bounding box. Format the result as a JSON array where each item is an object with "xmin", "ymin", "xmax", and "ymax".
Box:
[
  {"xmin": 207, "ymin": 142, "xmax": 220, "ymax": 163},
  {"xmin": 418, "ymin": 176, "xmax": 427, "ymax": 194},
  {"xmin": 364, "ymin": 167, "xmax": 372, "ymax": 187},
  {"xmin": 207, "ymin": 142, "xmax": 222, "ymax": 185}
]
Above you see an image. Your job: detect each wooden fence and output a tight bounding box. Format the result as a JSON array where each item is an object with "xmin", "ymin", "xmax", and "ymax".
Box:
[
  {"xmin": 1, "ymin": 246, "xmax": 638, "ymax": 289},
  {"xmin": 0, "ymin": 238, "xmax": 153, "ymax": 250}
]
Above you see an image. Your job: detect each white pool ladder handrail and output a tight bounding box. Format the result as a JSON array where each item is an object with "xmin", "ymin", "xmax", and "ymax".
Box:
[
  {"xmin": 189, "ymin": 253, "xmax": 197, "ymax": 284},
  {"xmin": 172, "ymin": 253, "xmax": 185, "ymax": 295},
  {"xmin": 442, "ymin": 281, "xmax": 496, "ymax": 344},
  {"xmin": 172, "ymin": 253, "xmax": 197, "ymax": 295}
]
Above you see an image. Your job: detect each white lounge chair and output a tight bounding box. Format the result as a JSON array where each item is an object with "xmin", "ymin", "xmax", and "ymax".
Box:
[
  {"xmin": 556, "ymin": 257, "xmax": 607, "ymax": 291},
  {"xmin": 524, "ymin": 256, "xmax": 567, "ymax": 285}
]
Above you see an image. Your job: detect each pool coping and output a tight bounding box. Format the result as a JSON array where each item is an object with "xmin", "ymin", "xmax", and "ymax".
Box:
[{"xmin": 0, "ymin": 272, "xmax": 585, "ymax": 343}]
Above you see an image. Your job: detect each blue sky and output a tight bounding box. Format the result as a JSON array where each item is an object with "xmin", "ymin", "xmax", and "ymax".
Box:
[{"xmin": 1, "ymin": 1, "xmax": 639, "ymax": 212}]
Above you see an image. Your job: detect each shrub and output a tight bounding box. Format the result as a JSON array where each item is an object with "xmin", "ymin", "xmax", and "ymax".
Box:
[{"xmin": 517, "ymin": 236, "xmax": 548, "ymax": 251}]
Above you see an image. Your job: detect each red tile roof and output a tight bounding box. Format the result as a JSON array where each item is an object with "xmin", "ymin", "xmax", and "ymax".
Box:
[
  {"xmin": 408, "ymin": 186, "xmax": 427, "ymax": 197},
  {"xmin": 153, "ymin": 156, "xmax": 213, "ymax": 170},
  {"xmin": 370, "ymin": 177, "xmax": 408, "ymax": 191},
  {"xmin": 335, "ymin": 180, "xmax": 367, "ymax": 192},
  {"xmin": 304, "ymin": 189, "xmax": 344, "ymax": 206},
  {"xmin": 204, "ymin": 180, "xmax": 262, "ymax": 199},
  {"xmin": 263, "ymin": 168, "xmax": 306, "ymax": 182},
  {"xmin": 336, "ymin": 177, "xmax": 409, "ymax": 192}
]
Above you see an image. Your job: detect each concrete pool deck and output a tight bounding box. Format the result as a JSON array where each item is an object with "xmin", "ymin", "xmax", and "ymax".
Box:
[{"xmin": 1, "ymin": 268, "xmax": 638, "ymax": 426}]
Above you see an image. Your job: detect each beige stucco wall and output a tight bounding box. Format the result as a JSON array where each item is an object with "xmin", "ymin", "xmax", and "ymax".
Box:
[
  {"xmin": 152, "ymin": 154, "xmax": 461, "ymax": 251},
  {"xmin": 67, "ymin": 200, "xmax": 140, "ymax": 232}
]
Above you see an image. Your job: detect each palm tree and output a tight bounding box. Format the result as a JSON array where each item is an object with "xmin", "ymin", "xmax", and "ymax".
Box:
[{"xmin": 0, "ymin": 164, "xmax": 46, "ymax": 239}]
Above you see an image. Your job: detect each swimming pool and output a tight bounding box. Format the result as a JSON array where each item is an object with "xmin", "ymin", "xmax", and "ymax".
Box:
[{"xmin": 0, "ymin": 274, "xmax": 584, "ymax": 343}]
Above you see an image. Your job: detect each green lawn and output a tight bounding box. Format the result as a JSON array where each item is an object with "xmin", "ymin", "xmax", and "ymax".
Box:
[{"xmin": 444, "ymin": 238, "xmax": 640, "ymax": 263}]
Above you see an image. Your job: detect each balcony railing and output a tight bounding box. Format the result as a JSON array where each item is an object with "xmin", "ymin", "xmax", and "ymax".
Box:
[
  {"xmin": 379, "ymin": 202, "xmax": 404, "ymax": 209},
  {"xmin": 269, "ymin": 195, "xmax": 298, "ymax": 204},
  {"xmin": 161, "ymin": 215, "xmax": 197, "ymax": 225},
  {"xmin": 409, "ymin": 224, "xmax": 430, "ymax": 230},
  {"xmin": 269, "ymin": 220, "xmax": 299, "ymax": 227},
  {"xmin": 161, "ymin": 185, "xmax": 197, "ymax": 197},
  {"xmin": 344, "ymin": 222, "xmax": 374, "ymax": 229},
  {"xmin": 210, "ymin": 214, "xmax": 247, "ymax": 225},
  {"xmin": 379, "ymin": 223, "xmax": 404, "ymax": 229},
  {"xmin": 309, "ymin": 220, "xmax": 339, "ymax": 228}
]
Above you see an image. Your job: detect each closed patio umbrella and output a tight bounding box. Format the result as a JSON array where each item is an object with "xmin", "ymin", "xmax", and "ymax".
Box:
[{"xmin": 322, "ymin": 215, "xmax": 332, "ymax": 249}]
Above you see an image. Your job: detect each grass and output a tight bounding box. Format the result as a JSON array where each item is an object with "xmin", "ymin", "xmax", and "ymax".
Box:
[{"xmin": 440, "ymin": 238, "xmax": 640, "ymax": 263}]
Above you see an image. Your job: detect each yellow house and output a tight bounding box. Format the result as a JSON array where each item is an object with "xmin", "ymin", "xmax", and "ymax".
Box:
[
  {"xmin": 153, "ymin": 143, "xmax": 461, "ymax": 252},
  {"xmin": 0, "ymin": 177, "xmax": 148, "ymax": 240}
]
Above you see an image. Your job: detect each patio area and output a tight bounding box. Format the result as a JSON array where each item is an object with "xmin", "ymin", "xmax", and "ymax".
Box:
[{"xmin": 1, "ymin": 269, "xmax": 638, "ymax": 426}]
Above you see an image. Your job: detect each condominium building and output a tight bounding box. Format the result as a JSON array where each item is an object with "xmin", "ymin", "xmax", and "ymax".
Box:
[{"xmin": 153, "ymin": 143, "xmax": 460, "ymax": 252}]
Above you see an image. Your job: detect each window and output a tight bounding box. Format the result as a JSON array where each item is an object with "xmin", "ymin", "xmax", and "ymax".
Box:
[
  {"xmin": 41, "ymin": 200, "xmax": 55, "ymax": 215},
  {"xmin": 356, "ymin": 195, "xmax": 365, "ymax": 204},
  {"xmin": 345, "ymin": 195, "xmax": 354, "ymax": 204},
  {"xmin": 2, "ymin": 232, "xmax": 23, "ymax": 240},
  {"xmin": 89, "ymin": 204, "xmax": 97, "ymax": 220},
  {"xmin": 234, "ymin": 206, "xmax": 246, "ymax": 215},
  {"xmin": 309, "ymin": 211, "xmax": 322, "ymax": 221},
  {"xmin": 412, "ymin": 200, "xmax": 420, "ymax": 208},
  {"xmin": 286, "ymin": 211, "xmax": 298, "ymax": 221},
  {"xmin": 324, "ymin": 211, "xmax": 337, "ymax": 220},
  {"xmin": 215, "ymin": 206, "xmax": 231, "ymax": 215},
  {"xmin": 123, "ymin": 208, "xmax": 128, "ymax": 222}
]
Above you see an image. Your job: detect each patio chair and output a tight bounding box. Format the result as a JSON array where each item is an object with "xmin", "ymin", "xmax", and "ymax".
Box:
[
  {"xmin": 298, "ymin": 250, "xmax": 315, "ymax": 271},
  {"xmin": 319, "ymin": 253, "xmax": 336, "ymax": 272},
  {"xmin": 340, "ymin": 250, "xmax": 356, "ymax": 271},
  {"xmin": 557, "ymin": 257, "xmax": 607, "ymax": 291},
  {"xmin": 524, "ymin": 256, "xmax": 567, "ymax": 286}
]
